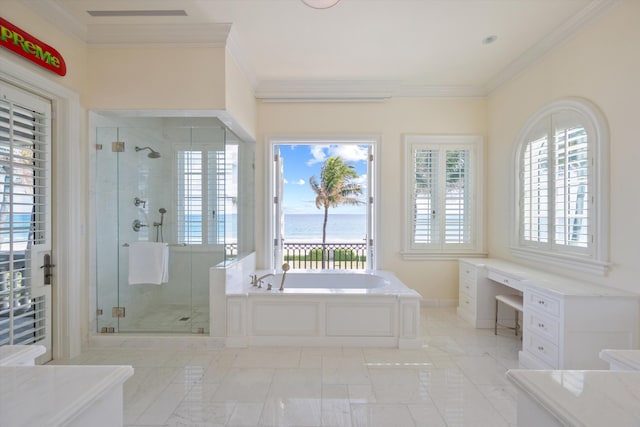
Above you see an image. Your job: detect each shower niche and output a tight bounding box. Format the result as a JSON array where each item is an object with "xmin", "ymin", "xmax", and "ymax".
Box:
[{"xmin": 92, "ymin": 114, "xmax": 255, "ymax": 334}]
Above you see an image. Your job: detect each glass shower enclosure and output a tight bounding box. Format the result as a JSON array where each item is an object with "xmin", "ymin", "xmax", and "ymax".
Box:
[{"xmin": 93, "ymin": 115, "xmax": 254, "ymax": 334}]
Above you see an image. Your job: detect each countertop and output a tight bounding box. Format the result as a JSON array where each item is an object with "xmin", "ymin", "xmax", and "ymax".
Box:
[
  {"xmin": 0, "ymin": 365, "xmax": 134, "ymax": 427},
  {"xmin": 506, "ymin": 369, "xmax": 640, "ymax": 426}
]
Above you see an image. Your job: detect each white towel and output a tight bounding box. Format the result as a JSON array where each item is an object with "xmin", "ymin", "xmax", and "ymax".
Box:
[{"xmin": 128, "ymin": 242, "xmax": 169, "ymax": 285}]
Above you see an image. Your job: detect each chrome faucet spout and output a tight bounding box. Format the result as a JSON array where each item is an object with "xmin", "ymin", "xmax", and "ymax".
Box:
[{"xmin": 256, "ymin": 273, "xmax": 275, "ymax": 287}]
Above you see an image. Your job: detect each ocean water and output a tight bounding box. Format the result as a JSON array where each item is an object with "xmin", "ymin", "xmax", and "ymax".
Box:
[{"xmin": 283, "ymin": 214, "xmax": 366, "ymax": 243}]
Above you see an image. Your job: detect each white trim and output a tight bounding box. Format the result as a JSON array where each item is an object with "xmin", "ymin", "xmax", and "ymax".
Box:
[
  {"xmin": 511, "ymin": 97, "xmax": 610, "ymax": 275},
  {"xmin": 0, "ymin": 56, "xmax": 83, "ymax": 360},
  {"xmin": 265, "ymin": 135, "xmax": 382, "ymax": 270},
  {"xmin": 402, "ymin": 134, "xmax": 485, "ymax": 259}
]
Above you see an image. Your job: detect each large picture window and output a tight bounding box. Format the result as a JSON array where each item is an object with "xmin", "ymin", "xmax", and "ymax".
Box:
[
  {"xmin": 403, "ymin": 135, "xmax": 484, "ymax": 259},
  {"xmin": 513, "ymin": 98, "xmax": 609, "ymax": 274}
]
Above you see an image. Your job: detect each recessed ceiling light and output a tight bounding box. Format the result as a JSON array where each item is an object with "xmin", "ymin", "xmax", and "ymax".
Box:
[
  {"xmin": 482, "ymin": 35, "xmax": 498, "ymax": 45},
  {"xmin": 87, "ymin": 10, "xmax": 188, "ymax": 17}
]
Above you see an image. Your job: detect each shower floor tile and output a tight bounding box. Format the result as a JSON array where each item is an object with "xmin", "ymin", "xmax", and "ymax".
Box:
[{"xmin": 51, "ymin": 307, "xmax": 519, "ymax": 426}]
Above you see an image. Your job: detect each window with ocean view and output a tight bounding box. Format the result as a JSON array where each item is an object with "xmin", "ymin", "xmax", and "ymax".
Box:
[
  {"xmin": 402, "ymin": 135, "xmax": 484, "ymax": 259},
  {"xmin": 269, "ymin": 139, "xmax": 378, "ymax": 270}
]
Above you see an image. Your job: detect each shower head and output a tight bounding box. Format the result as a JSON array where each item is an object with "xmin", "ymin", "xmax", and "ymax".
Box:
[{"xmin": 135, "ymin": 146, "xmax": 161, "ymax": 158}]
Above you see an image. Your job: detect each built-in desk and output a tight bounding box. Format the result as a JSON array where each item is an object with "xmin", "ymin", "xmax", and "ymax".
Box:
[{"xmin": 458, "ymin": 258, "xmax": 640, "ymax": 369}]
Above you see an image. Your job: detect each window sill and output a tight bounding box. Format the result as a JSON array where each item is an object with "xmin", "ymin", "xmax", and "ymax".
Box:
[
  {"xmin": 400, "ymin": 251, "xmax": 488, "ymax": 261},
  {"xmin": 510, "ymin": 247, "xmax": 610, "ymax": 276}
]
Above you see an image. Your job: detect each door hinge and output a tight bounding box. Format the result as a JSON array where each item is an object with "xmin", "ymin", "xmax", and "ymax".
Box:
[
  {"xmin": 369, "ymin": 154, "xmax": 374, "ymax": 162},
  {"xmin": 112, "ymin": 307, "xmax": 126, "ymax": 318},
  {"xmin": 96, "ymin": 309, "xmax": 103, "ymax": 316},
  {"xmin": 369, "ymin": 196, "xmax": 374, "ymax": 204},
  {"xmin": 101, "ymin": 327, "xmax": 115, "ymax": 334},
  {"xmin": 274, "ymin": 196, "xmax": 279, "ymax": 204}
]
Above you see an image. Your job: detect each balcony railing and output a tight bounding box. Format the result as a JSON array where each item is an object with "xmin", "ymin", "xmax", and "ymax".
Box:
[{"xmin": 283, "ymin": 242, "xmax": 367, "ymax": 270}]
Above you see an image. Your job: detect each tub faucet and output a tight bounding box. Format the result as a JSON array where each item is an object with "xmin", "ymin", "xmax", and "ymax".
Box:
[{"xmin": 256, "ymin": 273, "xmax": 274, "ymax": 287}]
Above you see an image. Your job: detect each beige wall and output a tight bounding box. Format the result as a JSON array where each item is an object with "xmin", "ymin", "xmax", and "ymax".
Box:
[
  {"xmin": 487, "ymin": 0, "xmax": 640, "ymax": 293},
  {"xmin": 0, "ymin": 1, "xmax": 87, "ymax": 95},
  {"xmin": 257, "ymin": 98, "xmax": 488, "ymax": 302},
  {"xmin": 86, "ymin": 46, "xmax": 226, "ymax": 110},
  {"xmin": 225, "ymin": 49, "xmax": 257, "ymax": 141}
]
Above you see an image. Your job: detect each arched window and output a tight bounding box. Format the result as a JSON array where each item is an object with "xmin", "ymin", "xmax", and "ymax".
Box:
[{"xmin": 513, "ymin": 98, "xmax": 609, "ymax": 275}]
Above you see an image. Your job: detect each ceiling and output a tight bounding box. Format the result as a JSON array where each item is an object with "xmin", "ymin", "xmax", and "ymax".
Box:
[{"xmin": 20, "ymin": 0, "xmax": 615, "ymax": 100}]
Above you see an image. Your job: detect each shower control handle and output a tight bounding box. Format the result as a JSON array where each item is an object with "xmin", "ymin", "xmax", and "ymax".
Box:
[{"xmin": 132, "ymin": 219, "xmax": 148, "ymax": 232}]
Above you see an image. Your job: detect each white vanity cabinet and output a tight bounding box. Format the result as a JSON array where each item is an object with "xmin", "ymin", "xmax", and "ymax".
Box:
[
  {"xmin": 457, "ymin": 259, "xmax": 519, "ymax": 329},
  {"xmin": 520, "ymin": 281, "xmax": 639, "ymax": 370},
  {"xmin": 458, "ymin": 258, "xmax": 640, "ymax": 370}
]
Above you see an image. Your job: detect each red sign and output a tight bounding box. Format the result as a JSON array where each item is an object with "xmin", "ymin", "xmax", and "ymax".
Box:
[{"xmin": 0, "ymin": 17, "xmax": 66, "ymax": 76}]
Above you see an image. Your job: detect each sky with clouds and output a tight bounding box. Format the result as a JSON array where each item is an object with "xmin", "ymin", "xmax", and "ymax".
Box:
[{"xmin": 278, "ymin": 144, "xmax": 369, "ymax": 215}]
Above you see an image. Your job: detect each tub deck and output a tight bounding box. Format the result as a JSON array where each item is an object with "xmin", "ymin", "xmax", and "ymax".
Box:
[{"xmin": 225, "ymin": 270, "xmax": 422, "ymax": 349}]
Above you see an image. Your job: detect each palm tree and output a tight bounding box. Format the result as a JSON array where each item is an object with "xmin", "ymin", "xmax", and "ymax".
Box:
[{"xmin": 309, "ymin": 156, "xmax": 364, "ymax": 268}]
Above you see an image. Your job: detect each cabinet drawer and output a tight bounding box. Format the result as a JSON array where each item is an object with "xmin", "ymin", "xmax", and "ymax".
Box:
[
  {"xmin": 459, "ymin": 277, "xmax": 476, "ymax": 296},
  {"xmin": 524, "ymin": 311, "xmax": 559, "ymax": 343},
  {"xmin": 526, "ymin": 290, "xmax": 561, "ymax": 318},
  {"xmin": 487, "ymin": 270, "xmax": 522, "ymax": 291},
  {"xmin": 459, "ymin": 264, "xmax": 477, "ymax": 281},
  {"xmin": 524, "ymin": 332, "xmax": 559, "ymax": 368},
  {"xmin": 458, "ymin": 293, "xmax": 476, "ymax": 313}
]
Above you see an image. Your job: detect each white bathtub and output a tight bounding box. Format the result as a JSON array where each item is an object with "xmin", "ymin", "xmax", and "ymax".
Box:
[{"xmin": 225, "ymin": 270, "xmax": 422, "ymax": 349}]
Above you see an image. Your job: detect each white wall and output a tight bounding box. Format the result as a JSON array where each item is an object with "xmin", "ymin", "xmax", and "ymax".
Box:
[
  {"xmin": 487, "ymin": 0, "xmax": 640, "ymax": 293},
  {"xmin": 257, "ymin": 98, "xmax": 488, "ymax": 303}
]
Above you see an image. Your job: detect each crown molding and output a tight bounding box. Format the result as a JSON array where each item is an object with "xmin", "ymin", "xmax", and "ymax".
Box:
[
  {"xmin": 85, "ymin": 23, "xmax": 231, "ymax": 46},
  {"xmin": 485, "ymin": 0, "xmax": 621, "ymax": 94},
  {"xmin": 256, "ymin": 80, "xmax": 488, "ymax": 101}
]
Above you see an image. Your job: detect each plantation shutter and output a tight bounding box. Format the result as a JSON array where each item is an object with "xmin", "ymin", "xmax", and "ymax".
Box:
[
  {"xmin": 412, "ymin": 147, "xmax": 438, "ymax": 244},
  {"xmin": 0, "ymin": 90, "xmax": 50, "ymax": 348},
  {"xmin": 177, "ymin": 150, "xmax": 204, "ymax": 244},
  {"xmin": 410, "ymin": 142, "xmax": 474, "ymax": 249},
  {"xmin": 520, "ymin": 111, "xmax": 590, "ymax": 252},
  {"xmin": 521, "ymin": 134, "xmax": 549, "ymax": 245}
]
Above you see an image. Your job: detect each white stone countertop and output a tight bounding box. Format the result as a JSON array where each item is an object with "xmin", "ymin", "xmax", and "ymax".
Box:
[
  {"xmin": 0, "ymin": 365, "xmax": 134, "ymax": 427},
  {"xmin": 0, "ymin": 345, "xmax": 46, "ymax": 366},
  {"xmin": 459, "ymin": 258, "xmax": 639, "ymax": 298},
  {"xmin": 599, "ymin": 349, "xmax": 640, "ymax": 371},
  {"xmin": 506, "ymin": 369, "xmax": 640, "ymax": 427}
]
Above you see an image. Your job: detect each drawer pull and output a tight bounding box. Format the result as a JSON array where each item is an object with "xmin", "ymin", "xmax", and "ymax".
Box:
[
  {"xmin": 503, "ymin": 279, "xmax": 509, "ymax": 284},
  {"xmin": 466, "ymin": 270, "xmax": 470, "ymax": 274},
  {"xmin": 538, "ymin": 300, "xmax": 546, "ymax": 305},
  {"xmin": 538, "ymin": 323, "xmax": 545, "ymax": 328},
  {"xmin": 537, "ymin": 346, "xmax": 544, "ymax": 351},
  {"xmin": 465, "ymin": 285, "xmax": 470, "ymax": 289}
]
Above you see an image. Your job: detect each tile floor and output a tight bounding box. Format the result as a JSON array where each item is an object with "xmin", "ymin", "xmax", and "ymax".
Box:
[{"xmin": 52, "ymin": 307, "xmax": 521, "ymax": 426}]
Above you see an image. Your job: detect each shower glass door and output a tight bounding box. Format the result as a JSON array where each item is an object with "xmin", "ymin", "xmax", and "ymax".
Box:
[{"xmin": 95, "ymin": 119, "xmax": 237, "ymax": 334}]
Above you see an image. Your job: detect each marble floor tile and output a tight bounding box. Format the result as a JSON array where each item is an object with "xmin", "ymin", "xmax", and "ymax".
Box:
[{"xmin": 51, "ymin": 307, "xmax": 519, "ymax": 426}]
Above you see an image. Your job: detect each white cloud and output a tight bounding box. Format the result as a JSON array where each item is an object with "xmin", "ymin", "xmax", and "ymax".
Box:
[
  {"xmin": 354, "ymin": 174, "xmax": 368, "ymax": 185},
  {"xmin": 283, "ymin": 178, "xmax": 289, "ymax": 184},
  {"xmin": 297, "ymin": 179, "xmax": 306, "ymax": 185},
  {"xmin": 306, "ymin": 145, "xmax": 327, "ymax": 166},
  {"xmin": 328, "ymin": 145, "xmax": 368, "ymax": 162},
  {"xmin": 306, "ymin": 144, "xmax": 368, "ymax": 165}
]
